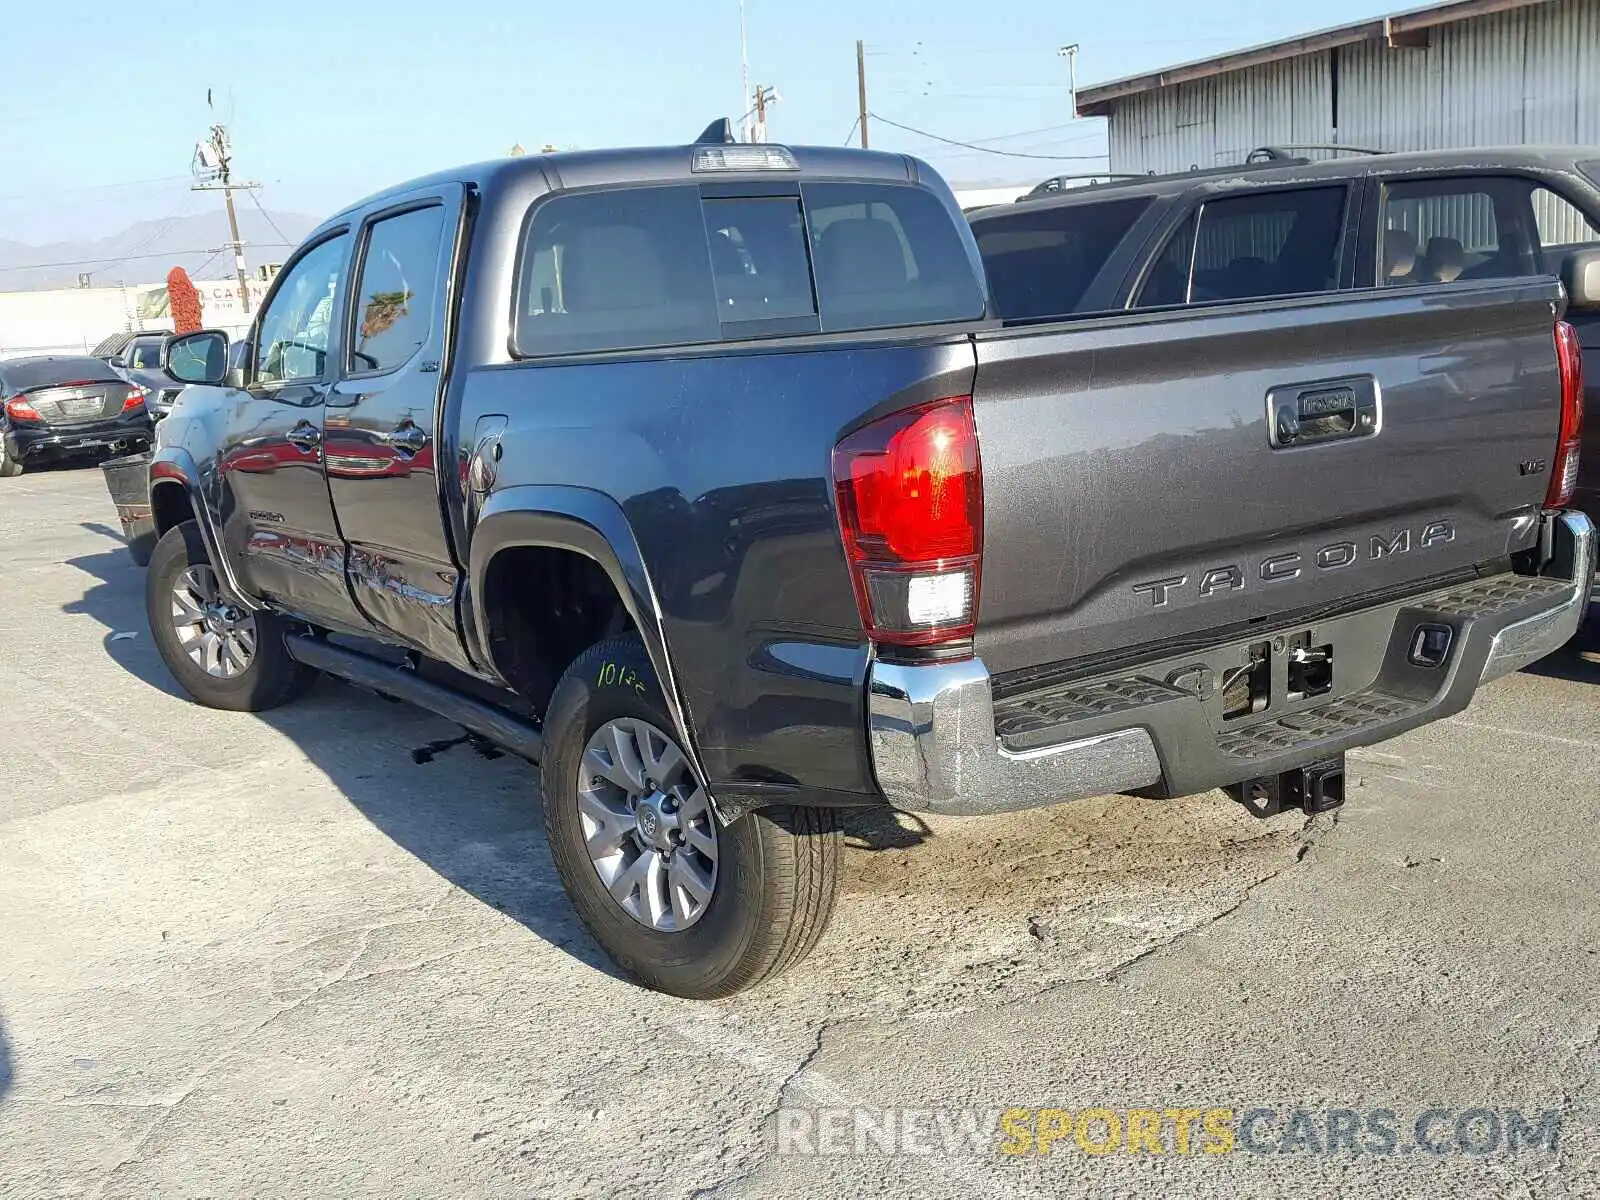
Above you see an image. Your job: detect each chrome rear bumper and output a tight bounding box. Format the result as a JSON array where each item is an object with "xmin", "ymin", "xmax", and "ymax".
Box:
[{"xmin": 868, "ymin": 510, "xmax": 1594, "ymax": 816}]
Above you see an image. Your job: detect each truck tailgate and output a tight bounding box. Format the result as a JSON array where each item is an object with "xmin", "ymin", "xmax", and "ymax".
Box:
[{"xmin": 971, "ymin": 278, "xmax": 1566, "ymax": 679}]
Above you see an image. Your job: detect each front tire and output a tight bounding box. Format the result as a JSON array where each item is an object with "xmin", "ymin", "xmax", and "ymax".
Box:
[
  {"xmin": 540, "ymin": 636, "xmax": 841, "ymax": 998},
  {"xmin": 145, "ymin": 521, "xmax": 317, "ymax": 711}
]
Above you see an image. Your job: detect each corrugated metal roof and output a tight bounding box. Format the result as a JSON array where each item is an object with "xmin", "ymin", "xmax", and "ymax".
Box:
[
  {"xmin": 1100, "ymin": 0, "xmax": 1600, "ymax": 175},
  {"xmin": 1077, "ymin": 0, "xmax": 1553, "ymax": 115}
]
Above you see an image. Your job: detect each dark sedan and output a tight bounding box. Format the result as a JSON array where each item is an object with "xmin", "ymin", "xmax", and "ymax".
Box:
[{"xmin": 0, "ymin": 355, "xmax": 155, "ymax": 477}]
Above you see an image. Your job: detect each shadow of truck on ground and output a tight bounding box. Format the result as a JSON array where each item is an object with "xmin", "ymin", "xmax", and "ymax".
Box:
[
  {"xmin": 63, "ymin": 526, "xmax": 622, "ymax": 981},
  {"xmin": 0, "ymin": 1015, "xmax": 12, "ymax": 1101},
  {"xmin": 61, "ymin": 525, "xmax": 927, "ymax": 991}
]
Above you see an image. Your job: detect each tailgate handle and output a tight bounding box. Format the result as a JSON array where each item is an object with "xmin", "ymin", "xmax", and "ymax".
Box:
[{"xmin": 1267, "ymin": 378, "xmax": 1380, "ymax": 449}]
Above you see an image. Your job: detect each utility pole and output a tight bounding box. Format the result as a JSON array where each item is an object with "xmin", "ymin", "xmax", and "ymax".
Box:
[
  {"xmin": 750, "ymin": 84, "xmax": 777, "ymax": 143},
  {"xmin": 1058, "ymin": 43, "xmax": 1081, "ymax": 117},
  {"xmin": 191, "ymin": 108, "xmax": 258, "ymax": 315},
  {"xmin": 856, "ymin": 40, "xmax": 870, "ymax": 148}
]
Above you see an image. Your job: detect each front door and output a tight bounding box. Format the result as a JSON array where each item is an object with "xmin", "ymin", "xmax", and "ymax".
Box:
[
  {"xmin": 323, "ymin": 190, "xmax": 470, "ymax": 667},
  {"xmin": 219, "ymin": 229, "xmax": 369, "ymax": 632}
]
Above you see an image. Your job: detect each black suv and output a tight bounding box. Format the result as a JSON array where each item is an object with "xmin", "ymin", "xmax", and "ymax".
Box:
[{"xmin": 971, "ymin": 146, "xmax": 1600, "ymax": 533}]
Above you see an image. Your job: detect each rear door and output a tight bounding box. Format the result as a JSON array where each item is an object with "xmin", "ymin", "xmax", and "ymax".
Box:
[
  {"xmin": 971, "ymin": 181, "xmax": 1563, "ymax": 677},
  {"xmin": 323, "ymin": 188, "xmax": 468, "ymax": 666}
]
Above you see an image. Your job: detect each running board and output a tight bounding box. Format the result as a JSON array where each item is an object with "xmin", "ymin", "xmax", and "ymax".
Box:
[{"xmin": 284, "ymin": 636, "xmax": 544, "ymax": 763}]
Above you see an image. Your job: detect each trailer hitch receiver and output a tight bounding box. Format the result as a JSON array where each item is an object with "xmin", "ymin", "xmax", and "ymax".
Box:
[{"xmin": 1226, "ymin": 755, "xmax": 1346, "ymax": 819}]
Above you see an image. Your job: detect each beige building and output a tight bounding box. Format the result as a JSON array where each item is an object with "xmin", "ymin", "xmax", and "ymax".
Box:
[{"xmin": 0, "ymin": 278, "xmax": 271, "ymax": 359}]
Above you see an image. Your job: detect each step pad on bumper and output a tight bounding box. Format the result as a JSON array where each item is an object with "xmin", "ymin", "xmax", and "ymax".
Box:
[
  {"xmin": 1213, "ymin": 690, "xmax": 1416, "ymax": 758},
  {"xmin": 991, "ymin": 569, "xmax": 1580, "ymax": 759},
  {"xmin": 993, "ymin": 676, "xmax": 1186, "ymax": 744},
  {"xmin": 1420, "ymin": 574, "xmax": 1572, "ymax": 618}
]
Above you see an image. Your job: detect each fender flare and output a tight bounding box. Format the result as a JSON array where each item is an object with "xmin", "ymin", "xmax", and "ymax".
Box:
[
  {"xmin": 148, "ymin": 446, "xmax": 262, "ymax": 611},
  {"xmin": 468, "ymin": 485, "xmax": 709, "ymax": 795}
]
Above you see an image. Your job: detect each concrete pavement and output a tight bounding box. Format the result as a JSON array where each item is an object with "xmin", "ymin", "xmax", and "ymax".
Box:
[{"xmin": 1, "ymin": 465, "xmax": 1596, "ymax": 1198}]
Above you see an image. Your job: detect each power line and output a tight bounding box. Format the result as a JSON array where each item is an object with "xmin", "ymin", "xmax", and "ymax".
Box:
[
  {"xmin": 82, "ymin": 193, "xmax": 200, "ymax": 280},
  {"xmin": 867, "ymin": 113, "xmax": 1108, "ymax": 161},
  {"xmin": 965, "ymin": 123, "xmax": 1106, "ymax": 147},
  {"xmin": 187, "ymin": 248, "xmax": 228, "ymax": 278},
  {"xmin": 0, "ymin": 174, "xmax": 193, "ymax": 204},
  {"xmin": 245, "ymin": 187, "xmax": 293, "ymax": 247},
  {"xmin": 934, "ymin": 131, "xmax": 1113, "ymax": 158},
  {"xmin": 0, "ymin": 243, "xmax": 294, "ymax": 275},
  {"xmin": 842, "ymin": 115, "xmax": 861, "ymax": 146}
]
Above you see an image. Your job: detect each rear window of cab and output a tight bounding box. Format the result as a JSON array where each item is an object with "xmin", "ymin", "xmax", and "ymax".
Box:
[{"xmin": 512, "ymin": 182, "xmax": 985, "ymax": 357}]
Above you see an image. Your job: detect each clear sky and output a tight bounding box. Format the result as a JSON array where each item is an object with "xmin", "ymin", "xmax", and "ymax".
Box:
[{"xmin": 2, "ymin": 0, "xmax": 1403, "ymax": 245}]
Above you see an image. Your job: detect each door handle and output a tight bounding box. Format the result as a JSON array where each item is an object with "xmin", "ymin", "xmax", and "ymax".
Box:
[
  {"xmin": 1266, "ymin": 377, "xmax": 1381, "ymax": 449},
  {"xmin": 286, "ymin": 420, "xmax": 322, "ymax": 451},
  {"xmin": 377, "ymin": 422, "xmax": 429, "ymax": 455}
]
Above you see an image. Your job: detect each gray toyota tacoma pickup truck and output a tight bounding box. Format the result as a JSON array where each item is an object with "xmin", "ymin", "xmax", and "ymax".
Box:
[{"xmin": 113, "ymin": 126, "xmax": 1592, "ymax": 997}]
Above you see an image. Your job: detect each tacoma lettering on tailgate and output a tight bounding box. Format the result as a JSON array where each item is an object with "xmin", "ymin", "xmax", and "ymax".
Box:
[{"xmin": 1132, "ymin": 520, "xmax": 1457, "ymax": 608}]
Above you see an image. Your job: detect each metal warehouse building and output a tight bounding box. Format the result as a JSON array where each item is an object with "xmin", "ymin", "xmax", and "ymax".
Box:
[{"xmin": 1076, "ymin": 0, "xmax": 1600, "ymax": 175}]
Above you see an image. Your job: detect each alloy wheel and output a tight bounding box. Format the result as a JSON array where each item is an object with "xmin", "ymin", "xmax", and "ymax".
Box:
[
  {"xmin": 577, "ymin": 717, "xmax": 718, "ymax": 932},
  {"xmin": 170, "ymin": 565, "xmax": 257, "ymax": 679}
]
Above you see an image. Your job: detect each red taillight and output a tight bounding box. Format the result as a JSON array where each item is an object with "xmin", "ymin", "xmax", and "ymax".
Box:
[
  {"xmin": 4, "ymin": 397, "xmax": 40, "ymax": 421},
  {"xmin": 1549, "ymin": 320, "xmax": 1585, "ymax": 508},
  {"xmin": 122, "ymin": 384, "xmax": 149, "ymax": 412},
  {"xmin": 832, "ymin": 396, "xmax": 982, "ymax": 649}
]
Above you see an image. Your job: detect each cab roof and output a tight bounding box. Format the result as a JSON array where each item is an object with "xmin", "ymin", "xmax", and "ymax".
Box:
[{"xmin": 325, "ymin": 142, "xmax": 930, "ymax": 230}]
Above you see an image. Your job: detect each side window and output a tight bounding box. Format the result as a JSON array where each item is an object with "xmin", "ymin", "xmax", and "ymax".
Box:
[
  {"xmin": 130, "ymin": 341, "xmax": 163, "ymax": 370},
  {"xmin": 255, "ymin": 234, "xmax": 349, "ymax": 384},
  {"xmin": 1186, "ymin": 188, "xmax": 1346, "ymax": 303},
  {"xmin": 1381, "ymin": 179, "xmax": 1506, "ymax": 286},
  {"xmin": 802, "ymin": 182, "xmax": 986, "ymax": 331},
  {"xmin": 974, "ymin": 197, "xmax": 1152, "ymax": 320},
  {"xmin": 1530, "ymin": 186, "xmax": 1600, "ymax": 266},
  {"xmin": 1375, "ymin": 177, "xmax": 1595, "ymax": 285},
  {"xmin": 1135, "ymin": 212, "xmax": 1198, "ymax": 308},
  {"xmin": 515, "ymin": 186, "xmax": 719, "ymax": 357},
  {"xmin": 349, "ymin": 205, "xmax": 447, "ymax": 374},
  {"xmin": 703, "ymin": 197, "xmax": 816, "ymax": 324}
]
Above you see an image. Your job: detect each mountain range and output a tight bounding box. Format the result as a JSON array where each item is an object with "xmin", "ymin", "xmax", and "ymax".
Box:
[{"xmin": 0, "ymin": 208, "xmax": 319, "ymax": 292}]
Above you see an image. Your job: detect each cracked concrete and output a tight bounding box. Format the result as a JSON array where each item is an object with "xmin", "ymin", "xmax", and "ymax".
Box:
[{"xmin": 2, "ymin": 468, "xmax": 1598, "ymax": 1199}]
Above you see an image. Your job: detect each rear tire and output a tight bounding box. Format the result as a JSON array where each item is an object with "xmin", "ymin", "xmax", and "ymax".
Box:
[
  {"xmin": 0, "ymin": 441, "xmax": 21, "ymax": 477},
  {"xmin": 540, "ymin": 635, "xmax": 841, "ymax": 998},
  {"xmin": 145, "ymin": 521, "xmax": 317, "ymax": 711}
]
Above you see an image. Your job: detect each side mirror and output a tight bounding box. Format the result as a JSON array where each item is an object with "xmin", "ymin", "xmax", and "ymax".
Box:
[
  {"xmin": 163, "ymin": 329, "xmax": 230, "ymax": 386},
  {"xmin": 109, "ymin": 354, "xmax": 127, "ymax": 368},
  {"xmin": 1561, "ymin": 247, "xmax": 1600, "ymax": 311}
]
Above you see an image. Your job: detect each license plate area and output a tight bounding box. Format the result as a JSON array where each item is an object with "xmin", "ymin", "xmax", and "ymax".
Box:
[
  {"xmin": 1157, "ymin": 607, "xmax": 1402, "ymax": 733},
  {"xmin": 1213, "ymin": 634, "xmax": 1334, "ymax": 720}
]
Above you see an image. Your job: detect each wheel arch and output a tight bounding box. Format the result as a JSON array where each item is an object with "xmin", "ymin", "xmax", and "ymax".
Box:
[
  {"xmin": 148, "ymin": 447, "xmax": 260, "ymax": 611},
  {"xmin": 150, "ymin": 477, "xmax": 195, "ymax": 535},
  {"xmin": 468, "ymin": 485, "xmax": 706, "ymax": 786}
]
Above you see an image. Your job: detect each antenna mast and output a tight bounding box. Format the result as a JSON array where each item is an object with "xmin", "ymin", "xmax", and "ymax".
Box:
[{"xmin": 739, "ymin": 1, "xmax": 751, "ymax": 142}]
